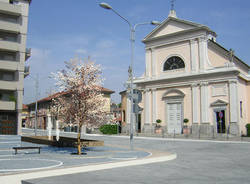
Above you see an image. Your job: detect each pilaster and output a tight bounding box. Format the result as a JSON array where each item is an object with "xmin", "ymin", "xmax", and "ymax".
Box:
[
  {"xmin": 144, "ymin": 89, "xmax": 151, "ymax": 124},
  {"xmin": 152, "ymin": 88, "xmax": 157, "ymax": 124},
  {"xmin": 229, "ymin": 79, "xmax": 239, "ymax": 135},
  {"xmin": 200, "ymin": 81, "xmax": 209, "ymax": 123},
  {"xmin": 151, "ymin": 48, "xmax": 157, "ymax": 77},
  {"xmin": 191, "ymin": 83, "xmax": 199, "ymax": 123},
  {"xmin": 145, "ymin": 49, "xmax": 151, "ymax": 78},
  {"xmin": 198, "ymin": 36, "xmax": 206, "ymax": 71},
  {"xmin": 190, "ymin": 39, "xmax": 197, "ymax": 72}
]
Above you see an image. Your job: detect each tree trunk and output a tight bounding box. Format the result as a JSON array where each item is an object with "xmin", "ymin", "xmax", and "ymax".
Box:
[{"xmin": 77, "ymin": 124, "xmax": 82, "ymax": 155}]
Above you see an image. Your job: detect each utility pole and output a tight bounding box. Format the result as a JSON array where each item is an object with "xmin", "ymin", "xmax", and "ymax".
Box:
[{"xmin": 34, "ymin": 74, "xmax": 39, "ymax": 136}]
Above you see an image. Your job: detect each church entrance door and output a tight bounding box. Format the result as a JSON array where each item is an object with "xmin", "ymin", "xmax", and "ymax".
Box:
[{"xmin": 167, "ymin": 103, "xmax": 182, "ymax": 134}]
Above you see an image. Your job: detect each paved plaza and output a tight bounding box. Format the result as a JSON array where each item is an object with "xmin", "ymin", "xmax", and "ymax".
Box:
[{"xmin": 1, "ymin": 132, "xmax": 250, "ymax": 183}]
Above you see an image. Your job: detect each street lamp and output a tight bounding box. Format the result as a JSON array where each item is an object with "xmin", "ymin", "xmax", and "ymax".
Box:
[
  {"xmin": 28, "ymin": 74, "xmax": 39, "ymax": 136},
  {"xmin": 100, "ymin": 2, "xmax": 161, "ymax": 149}
]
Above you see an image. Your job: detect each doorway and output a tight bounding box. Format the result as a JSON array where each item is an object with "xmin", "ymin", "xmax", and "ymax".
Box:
[
  {"xmin": 135, "ymin": 114, "xmax": 141, "ymax": 133},
  {"xmin": 216, "ymin": 110, "xmax": 226, "ymax": 133},
  {"xmin": 167, "ymin": 103, "xmax": 182, "ymax": 134}
]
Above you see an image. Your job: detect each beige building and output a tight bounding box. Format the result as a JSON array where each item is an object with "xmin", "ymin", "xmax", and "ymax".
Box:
[
  {"xmin": 26, "ymin": 87, "xmax": 114, "ymax": 131},
  {"xmin": 122, "ymin": 9, "xmax": 250, "ymax": 137},
  {"xmin": 0, "ymin": 0, "xmax": 31, "ymax": 135}
]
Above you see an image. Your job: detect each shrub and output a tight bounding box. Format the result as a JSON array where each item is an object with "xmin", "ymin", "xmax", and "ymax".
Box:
[
  {"xmin": 183, "ymin": 118, "xmax": 189, "ymax": 123},
  {"xmin": 99, "ymin": 124, "xmax": 118, "ymax": 134},
  {"xmin": 156, "ymin": 119, "xmax": 162, "ymax": 124},
  {"xmin": 9, "ymin": 94, "xmax": 16, "ymax": 102},
  {"xmin": 245, "ymin": 124, "xmax": 250, "ymax": 136}
]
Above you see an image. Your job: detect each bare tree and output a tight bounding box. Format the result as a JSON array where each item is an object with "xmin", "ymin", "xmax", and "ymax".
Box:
[{"xmin": 51, "ymin": 57, "xmax": 107, "ymax": 154}]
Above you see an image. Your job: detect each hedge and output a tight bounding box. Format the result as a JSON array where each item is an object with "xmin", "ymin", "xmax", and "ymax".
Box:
[
  {"xmin": 99, "ymin": 124, "xmax": 118, "ymax": 134},
  {"xmin": 246, "ymin": 124, "xmax": 250, "ymax": 136}
]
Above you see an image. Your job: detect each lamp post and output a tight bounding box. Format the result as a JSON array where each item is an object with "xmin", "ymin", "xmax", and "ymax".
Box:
[
  {"xmin": 28, "ymin": 74, "xmax": 39, "ymax": 136},
  {"xmin": 100, "ymin": 2, "xmax": 161, "ymax": 149}
]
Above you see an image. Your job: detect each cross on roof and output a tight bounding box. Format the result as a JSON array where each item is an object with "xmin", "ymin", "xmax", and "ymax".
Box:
[{"xmin": 171, "ymin": 0, "xmax": 176, "ymax": 10}]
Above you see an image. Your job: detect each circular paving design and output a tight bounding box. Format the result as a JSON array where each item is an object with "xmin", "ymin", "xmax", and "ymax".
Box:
[{"xmin": 0, "ymin": 158, "xmax": 63, "ymax": 172}]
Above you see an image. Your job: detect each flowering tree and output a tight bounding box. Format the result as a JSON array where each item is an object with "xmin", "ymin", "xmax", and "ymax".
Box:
[{"xmin": 51, "ymin": 57, "xmax": 107, "ymax": 155}]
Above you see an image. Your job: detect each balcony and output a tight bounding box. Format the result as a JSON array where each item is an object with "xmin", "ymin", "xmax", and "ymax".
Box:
[
  {"xmin": 0, "ymin": 20, "xmax": 19, "ymax": 33},
  {"xmin": 0, "ymin": 80, "xmax": 18, "ymax": 90},
  {"xmin": 0, "ymin": 40, "xmax": 20, "ymax": 52},
  {"xmin": 0, "ymin": 59, "xmax": 19, "ymax": 71},
  {"xmin": 0, "ymin": 2, "xmax": 21, "ymax": 16},
  {"xmin": 0, "ymin": 100, "xmax": 15, "ymax": 111},
  {"xmin": 25, "ymin": 48, "xmax": 31, "ymax": 61}
]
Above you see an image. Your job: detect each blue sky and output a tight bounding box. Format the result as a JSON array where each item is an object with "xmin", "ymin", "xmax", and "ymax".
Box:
[{"xmin": 23, "ymin": 0, "xmax": 250, "ymax": 104}]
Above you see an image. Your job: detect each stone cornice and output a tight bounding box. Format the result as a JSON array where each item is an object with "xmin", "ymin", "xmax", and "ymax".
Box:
[{"xmin": 134, "ymin": 68, "xmax": 240, "ymax": 85}]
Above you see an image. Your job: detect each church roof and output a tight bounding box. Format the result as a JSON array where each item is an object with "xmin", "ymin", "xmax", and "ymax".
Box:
[
  {"xmin": 208, "ymin": 39, "xmax": 250, "ymax": 69},
  {"xmin": 143, "ymin": 16, "xmax": 216, "ymax": 43}
]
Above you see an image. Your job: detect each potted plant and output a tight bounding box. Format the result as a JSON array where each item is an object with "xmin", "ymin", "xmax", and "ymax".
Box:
[
  {"xmin": 155, "ymin": 119, "xmax": 162, "ymax": 134},
  {"xmin": 183, "ymin": 118, "xmax": 189, "ymax": 134},
  {"xmin": 156, "ymin": 119, "xmax": 162, "ymax": 127}
]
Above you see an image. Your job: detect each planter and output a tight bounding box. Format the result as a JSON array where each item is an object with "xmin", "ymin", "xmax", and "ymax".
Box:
[
  {"xmin": 21, "ymin": 136, "xmax": 104, "ymax": 147},
  {"xmin": 183, "ymin": 126, "xmax": 189, "ymax": 134},
  {"xmin": 155, "ymin": 126, "xmax": 162, "ymax": 134}
]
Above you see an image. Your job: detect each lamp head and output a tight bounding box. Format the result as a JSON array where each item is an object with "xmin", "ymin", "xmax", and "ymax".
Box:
[
  {"xmin": 99, "ymin": 2, "xmax": 112, "ymax": 10},
  {"xmin": 151, "ymin": 21, "xmax": 161, "ymax": 26}
]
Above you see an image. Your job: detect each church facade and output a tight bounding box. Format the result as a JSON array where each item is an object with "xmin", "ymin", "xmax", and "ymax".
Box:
[{"xmin": 123, "ymin": 10, "xmax": 250, "ymax": 137}]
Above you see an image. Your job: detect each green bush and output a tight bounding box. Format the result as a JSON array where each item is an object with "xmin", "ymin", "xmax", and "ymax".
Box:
[
  {"xmin": 99, "ymin": 124, "xmax": 118, "ymax": 134},
  {"xmin": 245, "ymin": 124, "xmax": 250, "ymax": 136},
  {"xmin": 9, "ymin": 94, "xmax": 16, "ymax": 102},
  {"xmin": 156, "ymin": 119, "xmax": 162, "ymax": 124}
]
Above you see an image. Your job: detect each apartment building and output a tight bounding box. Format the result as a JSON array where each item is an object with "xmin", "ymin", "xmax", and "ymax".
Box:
[{"xmin": 0, "ymin": 0, "xmax": 31, "ymax": 135}]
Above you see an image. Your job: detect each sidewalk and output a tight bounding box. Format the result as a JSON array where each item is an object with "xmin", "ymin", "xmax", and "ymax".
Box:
[{"xmin": 0, "ymin": 131, "xmax": 176, "ymax": 184}]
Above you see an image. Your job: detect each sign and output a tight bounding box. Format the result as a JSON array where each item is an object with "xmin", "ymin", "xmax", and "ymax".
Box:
[
  {"xmin": 133, "ymin": 89, "xmax": 142, "ymax": 103},
  {"xmin": 219, "ymin": 111, "xmax": 223, "ymax": 119},
  {"xmin": 133, "ymin": 104, "xmax": 143, "ymax": 113}
]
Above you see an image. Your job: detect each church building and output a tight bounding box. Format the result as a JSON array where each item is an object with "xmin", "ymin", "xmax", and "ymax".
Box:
[{"xmin": 122, "ymin": 8, "xmax": 250, "ymax": 137}]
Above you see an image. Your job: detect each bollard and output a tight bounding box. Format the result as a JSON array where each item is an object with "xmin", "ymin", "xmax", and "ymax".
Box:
[
  {"xmin": 227, "ymin": 126, "xmax": 229, "ymax": 140},
  {"xmin": 212, "ymin": 126, "xmax": 215, "ymax": 139},
  {"xmin": 198, "ymin": 126, "xmax": 201, "ymax": 139}
]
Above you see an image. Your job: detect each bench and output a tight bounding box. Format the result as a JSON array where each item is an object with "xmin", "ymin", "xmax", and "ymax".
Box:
[{"xmin": 13, "ymin": 146, "xmax": 41, "ymax": 155}]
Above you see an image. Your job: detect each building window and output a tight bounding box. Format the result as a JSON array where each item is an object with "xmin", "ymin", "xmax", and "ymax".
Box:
[
  {"xmin": 0, "ymin": 71, "xmax": 15, "ymax": 81},
  {"xmin": 163, "ymin": 56, "xmax": 185, "ymax": 71},
  {"xmin": 0, "ymin": 50, "xmax": 17, "ymax": 61}
]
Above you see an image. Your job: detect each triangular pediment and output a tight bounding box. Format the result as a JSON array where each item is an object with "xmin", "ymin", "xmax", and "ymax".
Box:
[
  {"xmin": 210, "ymin": 99, "xmax": 228, "ymax": 107},
  {"xmin": 143, "ymin": 17, "xmax": 209, "ymax": 42}
]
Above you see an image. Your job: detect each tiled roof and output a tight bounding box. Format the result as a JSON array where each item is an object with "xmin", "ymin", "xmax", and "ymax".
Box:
[
  {"xmin": 27, "ymin": 86, "xmax": 114, "ymax": 106},
  {"xmin": 22, "ymin": 104, "xmax": 28, "ymax": 109}
]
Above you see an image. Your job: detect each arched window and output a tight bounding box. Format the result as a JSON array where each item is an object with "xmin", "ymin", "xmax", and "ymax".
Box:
[{"xmin": 163, "ymin": 56, "xmax": 185, "ymax": 71}]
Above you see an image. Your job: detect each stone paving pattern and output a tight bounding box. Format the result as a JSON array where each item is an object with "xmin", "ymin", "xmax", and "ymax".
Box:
[{"xmin": 24, "ymin": 134, "xmax": 250, "ymax": 184}]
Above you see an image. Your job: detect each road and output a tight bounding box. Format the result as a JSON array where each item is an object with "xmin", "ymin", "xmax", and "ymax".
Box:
[{"xmin": 22, "ymin": 135, "xmax": 250, "ymax": 184}]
